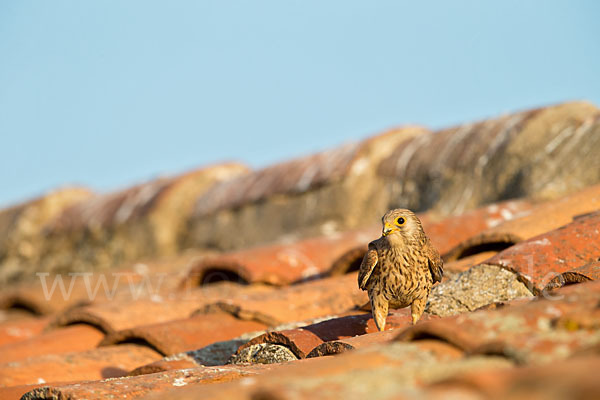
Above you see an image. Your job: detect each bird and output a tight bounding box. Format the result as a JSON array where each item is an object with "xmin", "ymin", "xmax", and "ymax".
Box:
[{"xmin": 358, "ymin": 209, "xmax": 443, "ymax": 331}]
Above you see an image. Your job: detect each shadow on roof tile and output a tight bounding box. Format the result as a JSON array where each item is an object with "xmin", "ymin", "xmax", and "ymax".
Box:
[{"xmin": 233, "ymin": 309, "xmax": 438, "ymax": 360}]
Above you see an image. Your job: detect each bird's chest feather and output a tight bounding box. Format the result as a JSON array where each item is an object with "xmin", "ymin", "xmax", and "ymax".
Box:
[{"xmin": 375, "ymin": 247, "xmax": 431, "ymax": 301}]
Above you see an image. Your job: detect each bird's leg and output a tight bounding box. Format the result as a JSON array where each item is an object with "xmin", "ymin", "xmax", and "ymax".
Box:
[
  {"xmin": 410, "ymin": 297, "xmax": 427, "ymax": 325},
  {"xmin": 370, "ymin": 291, "xmax": 389, "ymax": 332}
]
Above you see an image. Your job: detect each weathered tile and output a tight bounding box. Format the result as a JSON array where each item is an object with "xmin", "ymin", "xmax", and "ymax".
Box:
[
  {"xmin": 232, "ymin": 309, "xmax": 438, "ymax": 362},
  {"xmin": 21, "ymin": 363, "xmax": 282, "ymax": 400},
  {"xmin": 485, "ymin": 211, "xmax": 600, "ymax": 294},
  {"xmin": 99, "ymin": 313, "xmax": 267, "ymax": 356},
  {"xmin": 0, "ymin": 344, "xmax": 161, "ymax": 387},
  {"xmin": 0, "ymin": 324, "xmax": 103, "ymax": 364},
  {"xmin": 187, "ymin": 127, "xmax": 427, "ymax": 251},
  {"xmin": 0, "ymin": 317, "xmax": 49, "ymax": 346},
  {"xmin": 0, "ymin": 187, "xmax": 93, "ymax": 287},
  {"xmin": 447, "ymin": 183, "xmax": 600, "ymax": 261},
  {"xmin": 401, "ymin": 281, "xmax": 600, "ymax": 364},
  {"xmin": 379, "ymin": 102, "xmax": 600, "ymax": 215},
  {"xmin": 195, "ymin": 273, "xmax": 368, "ymax": 326},
  {"xmin": 182, "ymin": 227, "xmax": 379, "ymax": 286}
]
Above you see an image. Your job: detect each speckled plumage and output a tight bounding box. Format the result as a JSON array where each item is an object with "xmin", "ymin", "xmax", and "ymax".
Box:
[{"xmin": 358, "ymin": 209, "xmax": 443, "ymax": 330}]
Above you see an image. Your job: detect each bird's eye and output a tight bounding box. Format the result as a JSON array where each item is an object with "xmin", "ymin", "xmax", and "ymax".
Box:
[{"xmin": 396, "ymin": 217, "xmax": 405, "ymax": 225}]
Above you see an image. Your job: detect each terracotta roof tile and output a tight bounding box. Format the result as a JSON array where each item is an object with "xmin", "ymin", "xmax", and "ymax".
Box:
[
  {"xmin": 0, "ymin": 317, "xmax": 49, "ymax": 347},
  {"xmin": 306, "ymin": 329, "xmax": 398, "ymax": 357},
  {"xmin": 0, "ymin": 344, "xmax": 161, "ymax": 387},
  {"xmin": 47, "ymin": 163, "xmax": 248, "ymax": 233},
  {"xmin": 0, "ymin": 187, "xmax": 93, "ymax": 286},
  {"xmin": 141, "ymin": 345, "xmax": 512, "ymax": 400},
  {"xmin": 48, "ymin": 298, "xmax": 201, "ymax": 335},
  {"xmin": 545, "ymin": 261, "xmax": 600, "ymax": 291},
  {"xmin": 0, "ymin": 383, "xmax": 69, "ymax": 400},
  {"xmin": 21, "ymin": 163, "xmax": 247, "ymax": 280},
  {"xmin": 21, "ymin": 364, "xmax": 282, "ymax": 400},
  {"xmin": 485, "ymin": 211, "xmax": 600, "ymax": 294},
  {"xmin": 195, "ymin": 273, "xmax": 368, "ymax": 326},
  {"xmin": 429, "ymin": 355, "xmax": 600, "ymax": 399},
  {"xmin": 442, "ymin": 251, "xmax": 498, "ymax": 274},
  {"xmin": 47, "ymin": 281, "xmax": 270, "ymax": 334},
  {"xmin": 98, "ymin": 313, "xmax": 267, "ymax": 356},
  {"xmin": 192, "ymin": 127, "xmax": 425, "ymax": 218},
  {"xmin": 399, "ymin": 281, "xmax": 600, "ymax": 364},
  {"xmin": 447, "ymin": 183, "xmax": 600, "ymax": 260},
  {"xmin": 193, "ymin": 143, "xmax": 363, "ymax": 216},
  {"xmin": 233, "ymin": 309, "xmax": 438, "ymax": 360},
  {"xmin": 422, "ymin": 199, "xmax": 533, "ymax": 258},
  {"xmin": 379, "ymin": 101, "xmax": 600, "ymax": 215},
  {"xmin": 0, "ymin": 324, "xmax": 103, "ymax": 364},
  {"xmin": 186, "ymin": 127, "xmax": 427, "ymax": 251},
  {"xmin": 182, "ymin": 227, "xmax": 379, "ymax": 286}
]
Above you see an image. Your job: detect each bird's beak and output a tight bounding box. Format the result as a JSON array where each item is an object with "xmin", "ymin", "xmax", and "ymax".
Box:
[{"xmin": 382, "ymin": 222, "xmax": 396, "ymax": 236}]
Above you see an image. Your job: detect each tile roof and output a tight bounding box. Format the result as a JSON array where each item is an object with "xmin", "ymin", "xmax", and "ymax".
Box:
[
  {"xmin": 0, "ymin": 324, "xmax": 103, "ymax": 364},
  {"xmin": 98, "ymin": 312, "xmax": 267, "ymax": 356},
  {"xmin": 186, "ymin": 126, "xmax": 427, "ymax": 250},
  {"xmin": 0, "ymin": 344, "xmax": 162, "ymax": 387},
  {"xmin": 0, "ymin": 187, "xmax": 93, "ymax": 285},
  {"xmin": 182, "ymin": 227, "xmax": 379, "ymax": 286},
  {"xmin": 1, "ymin": 101, "xmax": 600, "ymax": 399},
  {"xmin": 379, "ymin": 101, "xmax": 600, "ymax": 215},
  {"xmin": 0, "ymin": 317, "xmax": 49, "ymax": 347},
  {"xmin": 484, "ymin": 210, "xmax": 600, "ymax": 294},
  {"xmin": 0, "ymin": 163, "xmax": 247, "ymax": 285},
  {"xmin": 446, "ymin": 182, "xmax": 600, "ymax": 260}
]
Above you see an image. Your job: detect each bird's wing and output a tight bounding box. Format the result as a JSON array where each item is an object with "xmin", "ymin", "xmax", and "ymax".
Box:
[
  {"xmin": 425, "ymin": 240, "xmax": 444, "ymax": 284},
  {"xmin": 358, "ymin": 245, "xmax": 378, "ymax": 290}
]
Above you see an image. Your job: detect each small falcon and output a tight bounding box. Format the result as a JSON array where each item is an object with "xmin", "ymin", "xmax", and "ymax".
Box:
[{"xmin": 358, "ymin": 209, "xmax": 443, "ymax": 331}]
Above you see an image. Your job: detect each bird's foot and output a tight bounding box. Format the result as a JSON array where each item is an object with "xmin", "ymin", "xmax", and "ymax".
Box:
[{"xmin": 411, "ymin": 314, "xmax": 419, "ymax": 325}]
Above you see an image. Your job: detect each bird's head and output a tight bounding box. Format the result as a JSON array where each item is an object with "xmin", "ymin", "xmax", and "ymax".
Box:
[{"xmin": 381, "ymin": 209, "xmax": 423, "ymax": 244}]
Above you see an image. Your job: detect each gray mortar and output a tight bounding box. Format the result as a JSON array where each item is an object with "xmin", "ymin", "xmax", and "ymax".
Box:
[
  {"xmin": 229, "ymin": 343, "xmax": 299, "ymax": 364},
  {"xmin": 426, "ymin": 263, "xmax": 534, "ymax": 317}
]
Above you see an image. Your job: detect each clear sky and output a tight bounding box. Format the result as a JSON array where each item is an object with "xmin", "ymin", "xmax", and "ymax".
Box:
[{"xmin": 1, "ymin": 1, "xmax": 599, "ymax": 207}]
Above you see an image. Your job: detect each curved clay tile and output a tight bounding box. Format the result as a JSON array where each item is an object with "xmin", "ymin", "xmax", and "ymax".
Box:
[
  {"xmin": 98, "ymin": 313, "xmax": 266, "ymax": 356},
  {"xmin": 0, "ymin": 324, "xmax": 104, "ymax": 364},
  {"xmin": 234, "ymin": 310, "xmax": 437, "ymax": 360},
  {"xmin": 379, "ymin": 102, "xmax": 600, "ymax": 215},
  {"xmin": 446, "ymin": 183, "xmax": 600, "ymax": 261},
  {"xmin": 0, "ymin": 344, "xmax": 162, "ymax": 387},
  {"xmin": 187, "ymin": 126, "xmax": 427, "ymax": 251},
  {"xmin": 484, "ymin": 211, "xmax": 600, "ymax": 294},
  {"xmin": 30, "ymin": 163, "xmax": 248, "ymax": 277},
  {"xmin": 192, "ymin": 273, "xmax": 368, "ymax": 327},
  {"xmin": 182, "ymin": 227, "xmax": 379, "ymax": 287},
  {"xmin": 544, "ymin": 261, "xmax": 600, "ymax": 292},
  {"xmin": 397, "ymin": 280, "xmax": 600, "ymax": 364},
  {"xmin": 0, "ymin": 187, "xmax": 93, "ymax": 285},
  {"xmin": 0, "ymin": 317, "xmax": 49, "ymax": 347},
  {"xmin": 20, "ymin": 364, "xmax": 279, "ymax": 400}
]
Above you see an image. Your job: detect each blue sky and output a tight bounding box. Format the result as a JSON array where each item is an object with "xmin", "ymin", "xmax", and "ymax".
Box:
[{"xmin": 1, "ymin": 1, "xmax": 599, "ymax": 207}]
